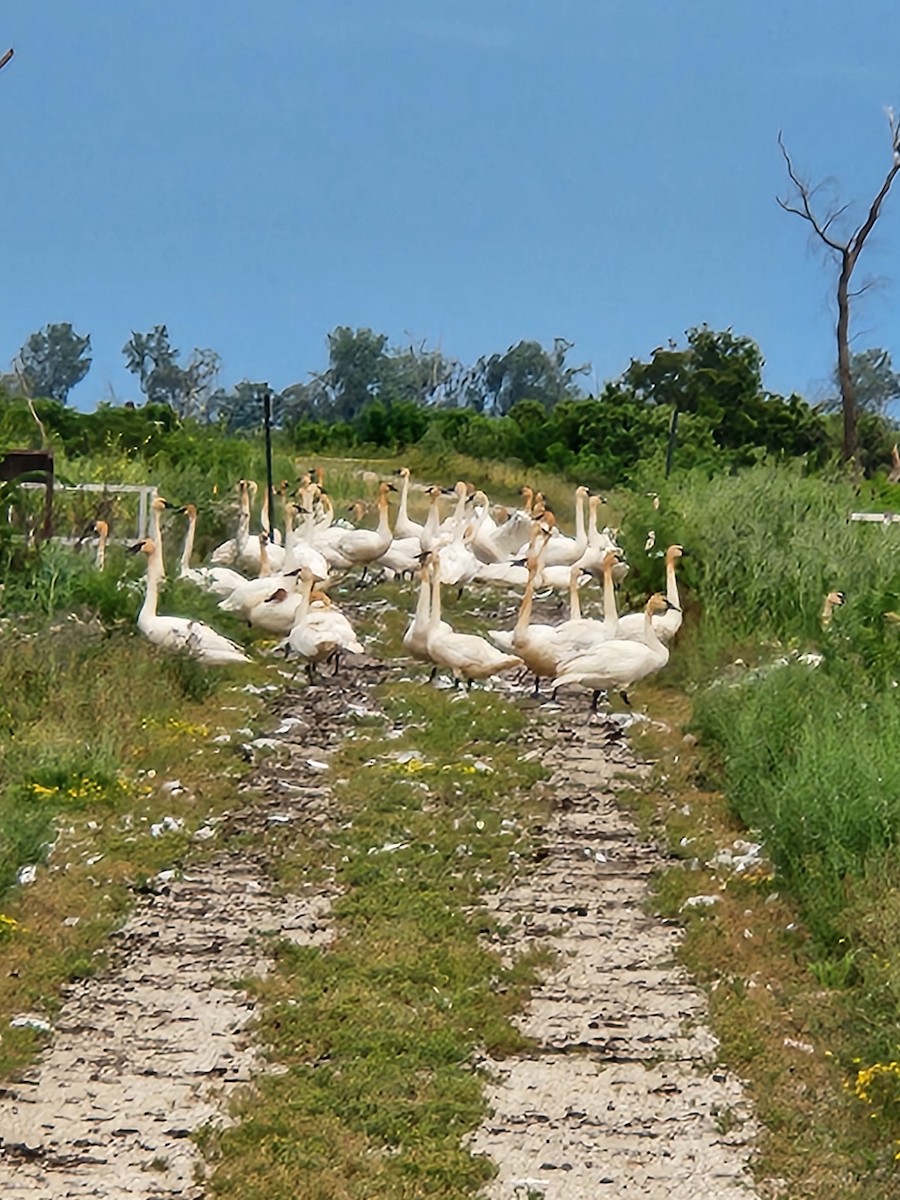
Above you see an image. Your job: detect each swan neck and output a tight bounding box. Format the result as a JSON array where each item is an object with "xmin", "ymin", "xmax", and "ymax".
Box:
[
  {"xmin": 515, "ymin": 573, "xmax": 536, "ymax": 637},
  {"xmin": 180, "ymin": 512, "xmax": 196, "ymax": 573},
  {"xmin": 149, "ymin": 506, "xmax": 166, "ymax": 578},
  {"xmin": 602, "ymin": 563, "xmax": 619, "ymax": 631},
  {"xmin": 140, "ymin": 550, "xmax": 162, "ymax": 623},
  {"xmin": 574, "ymin": 490, "xmax": 586, "ymax": 542},
  {"xmin": 569, "ymin": 567, "xmax": 582, "ymax": 621},
  {"xmin": 415, "ymin": 568, "xmax": 431, "ymax": 627},
  {"xmin": 665, "ymin": 557, "xmax": 680, "ymax": 608}
]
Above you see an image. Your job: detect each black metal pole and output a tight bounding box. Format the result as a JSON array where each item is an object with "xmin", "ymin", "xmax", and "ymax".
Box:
[
  {"xmin": 263, "ymin": 388, "xmax": 276, "ymax": 540},
  {"xmin": 665, "ymin": 405, "xmax": 680, "ymax": 479}
]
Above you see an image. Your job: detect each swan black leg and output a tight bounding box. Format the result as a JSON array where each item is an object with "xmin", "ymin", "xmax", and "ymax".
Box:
[
  {"xmin": 532, "ymin": 675, "xmax": 541, "ymax": 698},
  {"xmin": 428, "ymin": 665, "xmax": 438, "ymax": 683},
  {"xmin": 620, "ymin": 690, "xmax": 631, "ymax": 707},
  {"xmin": 591, "ymin": 689, "xmax": 602, "ymax": 713},
  {"xmin": 332, "ymin": 649, "xmax": 341, "ymax": 675}
]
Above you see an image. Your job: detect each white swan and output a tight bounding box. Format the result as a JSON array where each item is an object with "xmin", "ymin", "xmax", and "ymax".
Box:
[
  {"xmin": 495, "ymin": 556, "xmax": 566, "ymax": 695},
  {"xmin": 282, "ymin": 503, "xmax": 331, "ymax": 580},
  {"xmin": 616, "ymin": 545, "xmax": 685, "ymax": 645},
  {"xmin": 554, "ymin": 593, "xmax": 675, "ymax": 711},
  {"xmin": 393, "ymin": 466, "xmax": 425, "ymax": 540},
  {"xmin": 424, "ymin": 559, "xmax": 521, "ymax": 687},
  {"xmin": 287, "ymin": 567, "xmax": 364, "ymax": 677},
  {"xmin": 176, "ymin": 504, "xmax": 250, "ymax": 597},
  {"xmin": 433, "ymin": 500, "xmax": 481, "ymax": 589},
  {"xmin": 323, "ymin": 482, "xmax": 396, "ymax": 574},
  {"xmin": 572, "ymin": 496, "xmax": 627, "ymax": 580},
  {"xmin": 403, "ymin": 556, "xmax": 452, "ymax": 675},
  {"xmin": 419, "ymin": 485, "xmax": 454, "ymax": 553},
  {"xmin": 554, "ymin": 550, "xmax": 622, "ymax": 657},
  {"xmin": 210, "ymin": 479, "xmax": 250, "ymax": 566},
  {"xmin": 131, "ymin": 538, "xmax": 250, "ymax": 665},
  {"xmin": 148, "ymin": 495, "xmax": 173, "ymax": 578},
  {"xmin": 538, "ymin": 486, "xmax": 590, "ymax": 567}
]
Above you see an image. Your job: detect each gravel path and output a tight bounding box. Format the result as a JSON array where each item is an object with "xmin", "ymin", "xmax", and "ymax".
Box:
[
  {"xmin": 469, "ymin": 706, "xmax": 764, "ymax": 1199},
  {"xmin": 0, "ymin": 666, "xmax": 377, "ymax": 1199},
  {"xmin": 0, "ymin": 660, "xmax": 765, "ymax": 1199}
]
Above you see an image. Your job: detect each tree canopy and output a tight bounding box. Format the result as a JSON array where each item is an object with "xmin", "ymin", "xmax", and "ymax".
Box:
[
  {"xmin": 122, "ymin": 325, "xmax": 220, "ymax": 419},
  {"xmin": 16, "ymin": 322, "xmax": 92, "ymax": 403}
]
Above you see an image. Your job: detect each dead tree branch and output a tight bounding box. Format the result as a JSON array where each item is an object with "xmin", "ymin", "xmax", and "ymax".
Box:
[{"xmin": 777, "ymin": 111, "xmax": 900, "ymax": 462}]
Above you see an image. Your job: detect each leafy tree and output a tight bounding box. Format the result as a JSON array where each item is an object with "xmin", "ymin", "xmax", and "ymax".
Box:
[
  {"xmin": 208, "ymin": 380, "xmax": 279, "ymax": 432},
  {"xmin": 15, "ymin": 322, "xmax": 92, "ymax": 402},
  {"xmin": 822, "ymin": 348, "xmax": 900, "ymax": 417},
  {"xmin": 777, "ymin": 110, "xmax": 900, "ymax": 462},
  {"xmin": 622, "ymin": 326, "xmax": 826, "ymax": 465},
  {"xmin": 122, "ymin": 325, "xmax": 220, "ymax": 420},
  {"xmin": 467, "ymin": 338, "xmax": 589, "ymax": 415}
]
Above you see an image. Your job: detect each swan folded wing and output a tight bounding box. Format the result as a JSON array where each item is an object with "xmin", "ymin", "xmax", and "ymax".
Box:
[
  {"xmin": 147, "ymin": 616, "xmax": 249, "ymax": 664},
  {"xmin": 555, "ymin": 639, "xmax": 664, "ymax": 689},
  {"xmin": 428, "ymin": 630, "xmax": 521, "ymax": 679}
]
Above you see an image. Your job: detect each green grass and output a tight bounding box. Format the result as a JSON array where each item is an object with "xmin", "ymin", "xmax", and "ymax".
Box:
[{"xmin": 201, "ymin": 682, "xmax": 550, "ymax": 1200}]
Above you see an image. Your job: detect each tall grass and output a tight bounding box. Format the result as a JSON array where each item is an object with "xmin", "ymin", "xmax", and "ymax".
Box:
[{"xmin": 693, "ymin": 664, "xmax": 900, "ymax": 946}]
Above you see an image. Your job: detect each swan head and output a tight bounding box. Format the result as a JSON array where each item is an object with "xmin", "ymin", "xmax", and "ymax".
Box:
[
  {"xmin": 298, "ymin": 564, "xmax": 326, "ymax": 585},
  {"xmin": 129, "ymin": 537, "xmax": 155, "ymax": 558},
  {"xmin": 665, "ymin": 544, "xmax": 685, "ymax": 562},
  {"xmin": 179, "ymin": 503, "xmax": 198, "ymax": 519},
  {"xmin": 92, "ymin": 519, "xmax": 109, "ymax": 538},
  {"xmin": 151, "ymin": 496, "xmax": 171, "ymax": 513},
  {"xmin": 396, "ymin": 466, "xmax": 411, "ymax": 479},
  {"xmin": 825, "ymin": 590, "xmax": 845, "ymax": 607},
  {"xmin": 646, "ymin": 592, "xmax": 678, "ymax": 617}
]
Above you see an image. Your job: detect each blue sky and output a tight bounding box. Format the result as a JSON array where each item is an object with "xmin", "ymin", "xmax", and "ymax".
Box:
[{"xmin": 2, "ymin": 1, "xmax": 900, "ymax": 411}]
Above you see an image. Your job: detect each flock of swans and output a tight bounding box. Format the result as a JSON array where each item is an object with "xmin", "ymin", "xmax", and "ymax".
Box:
[{"xmin": 117, "ymin": 471, "xmax": 685, "ymax": 711}]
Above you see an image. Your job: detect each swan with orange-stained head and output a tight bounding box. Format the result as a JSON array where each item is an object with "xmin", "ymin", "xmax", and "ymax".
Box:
[
  {"xmin": 131, "ymin": 538, "xmax": 250, "ymax": 665},
  {"xmin": 615, "ymin": 545, "xmax": 685, "ymax": 645},
  {"xmin": 424, "ymin": 557, "xmax": 521, "ymax": 686},
  {"xmin": 554, "ymin": 593, "xmax": 676, "ymax": 711}
]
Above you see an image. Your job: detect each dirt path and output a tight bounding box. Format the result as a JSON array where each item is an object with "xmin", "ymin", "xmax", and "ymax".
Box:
[
  {"xmin": 469, "ymin": 706, "xmax": 763, "ymax": 1199},
  {"xmin": 0, "ymin": 666, "xmax": 376, "ymax": 1198},
  {"xmin": 0, "ymin": 658, "xmax": 763, "ymax": 1198}
]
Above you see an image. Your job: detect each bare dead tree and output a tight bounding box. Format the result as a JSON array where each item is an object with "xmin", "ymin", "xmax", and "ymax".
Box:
[{"xmin": 777, "ymin": 110, "xmax": 900, "ymax": 462}]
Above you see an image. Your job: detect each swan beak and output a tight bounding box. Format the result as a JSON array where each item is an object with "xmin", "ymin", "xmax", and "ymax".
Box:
[
  {"xmin": 127, "ymin": 541, "xmax": 145, "ymax": 554},
  {"xmin": 665, "ymin": 601, "xmax": 681, "ymax": 612}
]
